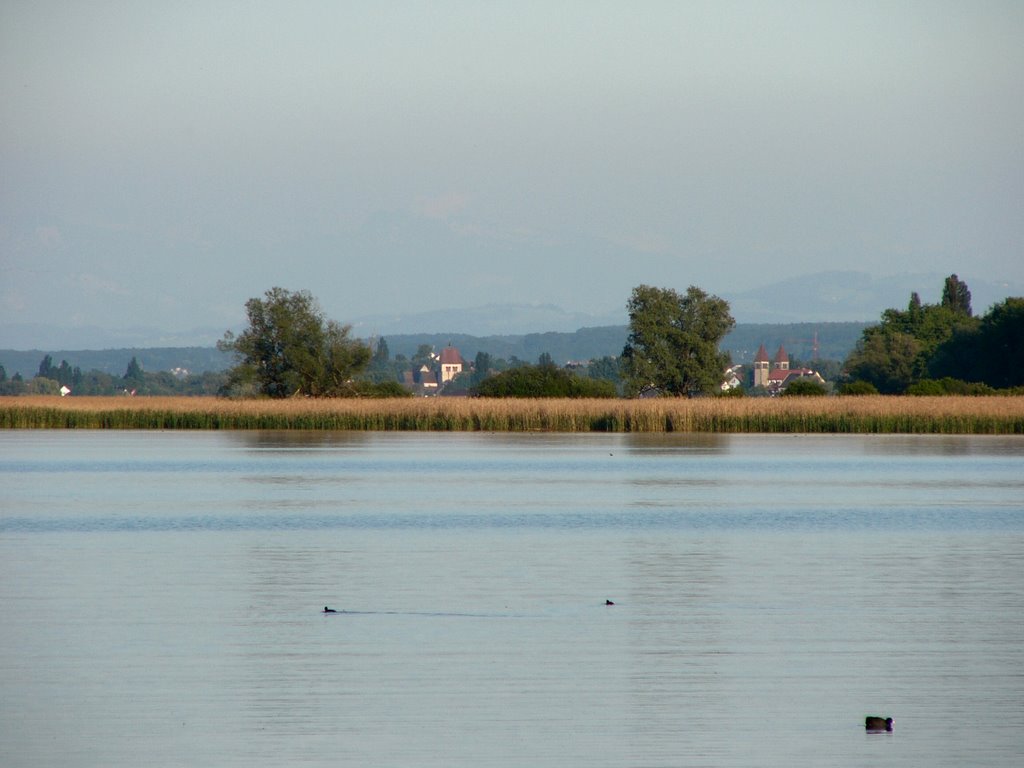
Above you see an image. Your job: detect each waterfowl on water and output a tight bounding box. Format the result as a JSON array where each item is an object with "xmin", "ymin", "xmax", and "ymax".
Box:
[
  {"xmin": 865, "ymin": 716, "xmax": 893, "ymax": 732},
  {"xmin": 605, "ymin": 599, "xmax": 615, "ymax": 606},
  {"xmin": 323, "ymin": 606, "xmax": 337, "ymax": 613}
]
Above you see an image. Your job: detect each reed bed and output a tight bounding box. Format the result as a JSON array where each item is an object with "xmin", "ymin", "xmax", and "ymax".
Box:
[{"xmin": 3, "ymin": 395, "xmax": 1024, "ymax": 433}]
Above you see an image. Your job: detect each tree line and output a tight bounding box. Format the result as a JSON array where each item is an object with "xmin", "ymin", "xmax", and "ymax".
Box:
[
  {"xmin": 0, "ymin": 354, "xmax": 226, "ymax": 396},
  {"xmin": 5, "ymin": 277, "xmax": 1020, "ymax": 399},
  {"xmin": 212, "ymin": 285, "xmax": 737, "ymax": 399},
  {"xmin": 841, "ymin": 275, "xmax": 1024, "ymax": 394}
]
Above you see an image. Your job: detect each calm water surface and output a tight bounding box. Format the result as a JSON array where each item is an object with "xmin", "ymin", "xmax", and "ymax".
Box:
[{"xmin": 1, "ymin": 431, "xmax": 1022, "ymax": 767}]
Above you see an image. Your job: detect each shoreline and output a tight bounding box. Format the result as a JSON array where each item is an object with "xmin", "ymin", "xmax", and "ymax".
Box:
[{"xmin": 2, "ymin": 395, "xmax": 1024, "ymax": 434}]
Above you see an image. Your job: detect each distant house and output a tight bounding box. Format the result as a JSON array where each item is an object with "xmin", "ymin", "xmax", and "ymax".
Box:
[
  {"xmin": 402, "ymin": 364, "xmax": 439, "ymax": 395},
  {"xmin": 402, "ymin": 345, "xmax": 467, "ymax": 395},
  {"xmin": 721, "ymin": 364, "xmax": 743, "ymax": 392},
  {"xmin": 438, "ymin": 346, "xmax": 464, "ymax": 384},
  {"xmin": 753, "ymin": 343, "xmax": 825, "ymax": 394}
]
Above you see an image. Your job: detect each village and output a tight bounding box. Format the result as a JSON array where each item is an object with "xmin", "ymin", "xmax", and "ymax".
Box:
[{"xmin": 400, "ymin": 342, "xmax": 826, "ymax": 397}]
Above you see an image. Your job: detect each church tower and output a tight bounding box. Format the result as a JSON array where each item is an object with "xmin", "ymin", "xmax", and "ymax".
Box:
[
  {"xmin": 753, "ymin": 344, "xmax": 771, "ymax": 388},
  {"xmin": 773, "ymin": 344, "xmax": 790, "ymax": 373}
]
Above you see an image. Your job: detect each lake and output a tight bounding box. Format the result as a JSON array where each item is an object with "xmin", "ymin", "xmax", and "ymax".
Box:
[{"xmin": 1, "ymin": 431, "xmax": 1022, "ymax": 767}]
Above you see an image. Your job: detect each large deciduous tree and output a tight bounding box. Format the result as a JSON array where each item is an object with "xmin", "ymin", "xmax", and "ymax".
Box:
[
  {"xmin": 218, "ymin": 287, "xmax": 371, "ymax": 397},
  {"xmin": 844, "ymin": 330, "xmax": 922, "ymax": 394},
  {"xmin": 929, "ymin": 296, "xmax": 1024, "ymax": 388},
  {"xmin": 620, "ymin": 285, "xmax": 735, "ymax": 397}
]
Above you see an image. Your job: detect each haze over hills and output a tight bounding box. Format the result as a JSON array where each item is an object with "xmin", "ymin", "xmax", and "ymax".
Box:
[
  {"xmin": 0, "ymin": 322, "xmax": 868, "ymax": 381},
  {"xmin": 353, "ymin": 270, "xmax": 1020, "ymax": 336},
  {"xmin": 1, "ymin": 270, "xmax": 1018, "ymax": 353}
]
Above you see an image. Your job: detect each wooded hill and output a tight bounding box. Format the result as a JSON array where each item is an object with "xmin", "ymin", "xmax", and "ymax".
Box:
[
  {"xmin": 1, "ymin": 321, "xmax": 868, "ymax": 379},
  {"xmin": 377, "ymin": 321, "xmax": 867, "ymax": 366}
]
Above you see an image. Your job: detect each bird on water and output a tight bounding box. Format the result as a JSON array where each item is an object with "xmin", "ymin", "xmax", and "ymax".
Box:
[
  {"xmin": 323, "ymin": 606, "xmax": 337, "ymax": 613},
  {"xmin": 865, "ymin": 716, "xmax": 893, "ymax": 732}
]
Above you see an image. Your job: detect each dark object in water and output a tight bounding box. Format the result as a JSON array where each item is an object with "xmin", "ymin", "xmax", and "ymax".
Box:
[
  {"xmin": 865, "ymin": 716, "xmax": 893, "ymax": 732},
  {"xmin": 323, "ymin": 606, "xmax": 337, "ymax": 613},
  {"xmin": 605, "ymin": 599, "xmax": 615, "ymax": 606}
]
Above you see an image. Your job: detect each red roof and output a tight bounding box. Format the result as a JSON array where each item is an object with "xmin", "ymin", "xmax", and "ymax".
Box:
[
  {"xmin": 754, "ymin": 344, "xmax": 770, "ymax": 363},
  {"xmin": 439, "ymin": 347, "xmax": 463, "ymax": 365},
  {"xmin": 773, "ymin": 344, "xmax": 788, "ymax": 364}
]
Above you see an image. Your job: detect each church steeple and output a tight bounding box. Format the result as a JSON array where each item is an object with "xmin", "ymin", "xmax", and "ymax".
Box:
[
  {"xmin": 753, "ymin": 344, "xmax": 771, "ymax": 387},
  {"xmin": 772, "ymin": 345, "xmax": 789, "ymax": 371}
]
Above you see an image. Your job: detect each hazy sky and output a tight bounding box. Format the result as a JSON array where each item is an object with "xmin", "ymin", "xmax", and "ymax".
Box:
[{"xmin": 2, "ymin": 1, "xmax": 1022, "ymax": 341}]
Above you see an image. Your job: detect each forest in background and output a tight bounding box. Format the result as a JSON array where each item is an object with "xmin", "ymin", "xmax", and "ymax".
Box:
[{"xmin": 0, "ymin": 321, "xmax": 868, "ymax": 381}]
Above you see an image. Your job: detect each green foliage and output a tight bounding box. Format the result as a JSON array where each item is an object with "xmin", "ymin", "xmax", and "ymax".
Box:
[
  {"xmin": 781, "ymin": 379, "xmax": 828, "ymax": 397},
  {"xmin": 6, "ymin": 397, "xmax": 1023, "ymax": 433},
  {"xmin": 838, "ymin": 380, "xmax": 879, "ymax": 396},
  {"xmin": 845, "ymin": 330, "xmax": 922, "ymax": 394},
  {"xmin": 347, "ymin": 380, "xmax": 412, "ymax": 398},
  {"xmin": 905, "ymin": 379, "xmax": 947, "ymax": 396},
  {"xmin": 792, "ymin": 357, "xmax": 843, "ymax": 384},
  {"xmin": 412, "ymin": 344, "xmax": 435, "ymax": 366},
  {"xmin": 361, "ymin": 338, "xmax": 409, "ymax": 385},
  {"xmin": 372, "ymin": 337, "xmax": 390, "ymax": 363},
  {"xmin": 907, "ymin": 378, "xmax": 995, "ymax": 396},
  {"xmin": 717, "ymin": 386, "xmax": 745, "ymax": 398},
  {"xmin": 0, "ymin": 356, "xmax": 227, "ymax": 396},
  {"xmin": 585, "ymin": 356, "xmax": 621, "ymax": 382},
  {"xmin": 929, "ymin": 297, "xmax": 1024, "ymax": 388},
  {"xmin": 941, "ymin": 274, "xmax": 972, "ymax": 316},
  {"xmin": 844, "ymin": 275, "xmax": 982, "ymax": 393},
  {"xmin": 474, "ymin": 364, "xmax": 616, "ymax": 398},
  {"xmin": 218, "ymin": 287, "xmax": 371, "ymax": 398},
  {"xmin": 124, "ymin": 356, "xmax": 144, "ymax": 382},
  {"xmin": 34, "ymin": 355, "xmax": 80, "ymax": 388},
  {"xmin": 621, "ymin": 285, "xmax": 735, "ymax": 397}
]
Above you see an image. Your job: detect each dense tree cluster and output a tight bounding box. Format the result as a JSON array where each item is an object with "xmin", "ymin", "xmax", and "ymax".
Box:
[
  {"xmin": 620, "ymin": 285, "xmax": 735, "ymax": 397},
  {"xmin": 781, "ymin": 379, "xmax": 828, "ymax": 397},
  {"xmin": 0, "ymin": 355, "xmax": 225, "ymax": 396},
  {"xmin": 843, "ymin": 276, "xmax": 1023, "ymax": 393},
  {"xmin": 4, "ymin": 283, "xmax": 751, "ymax": 401},
  {"xmin": 219, "ymin": 288, "xmax": 373, "ymax": 398},
  {"xmin": 473, "ymin": 363, "xmax": 616, "ymax": 398}
]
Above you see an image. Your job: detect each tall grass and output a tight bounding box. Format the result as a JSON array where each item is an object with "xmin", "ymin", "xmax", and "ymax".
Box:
[{"xmin": 2, "ymin": 395, "xmax": 1024, "ymax": 433}]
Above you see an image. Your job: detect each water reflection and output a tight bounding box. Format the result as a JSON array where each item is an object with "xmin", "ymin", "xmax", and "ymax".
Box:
[
  {"xmin": 626, "ymin": 538, "xmax": 727, "ymax": 752},
  {"xmin": 3, "ymin": 432, "xmax": 1024, "ymax": 767},
  {"xmin": 861, "ymin": 434, "xmax": 1024, "ymax": 457},
  {"xmin": 621, "ymin": 432, "xmax": 732, "ymax": 455},
  {"xmin": 229, "ymin": 429, "xmax": 373, "ymax": 452}
]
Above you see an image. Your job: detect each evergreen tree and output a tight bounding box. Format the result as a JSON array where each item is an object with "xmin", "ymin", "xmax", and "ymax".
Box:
[
  {"xmin": 37, "ymin": 354, "xmax": 56, "ymax": 380},
  {"xmin": 124, "ymin": 356, "xmax": 144, "ymax": 382},
  {"xmin": 941, "ymin": 274, "xmax": 972, "ymax": 317}
]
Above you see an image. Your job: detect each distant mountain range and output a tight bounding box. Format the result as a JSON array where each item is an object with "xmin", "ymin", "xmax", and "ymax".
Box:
[
  {"xmin": 727, "ymin": 270, "xmax": 1020, "ymax": 324},
  {"xmin": 348, "ymin": 270, "xmax": 1021, "ymax": 336},
  {"xmin": 2, "ymin": 270, "xmax": 1018, "ymax": 354}
]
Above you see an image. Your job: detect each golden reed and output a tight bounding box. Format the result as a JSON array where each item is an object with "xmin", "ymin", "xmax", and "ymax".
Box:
[{"xmin": 3, "ymin": 395, "xmax": 1024, "ymax": 433}]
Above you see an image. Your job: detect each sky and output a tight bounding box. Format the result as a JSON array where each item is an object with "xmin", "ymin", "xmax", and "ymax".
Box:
[{"xmin": 2, "ymin": 1, "xmax": 1022, "ymax": 345}]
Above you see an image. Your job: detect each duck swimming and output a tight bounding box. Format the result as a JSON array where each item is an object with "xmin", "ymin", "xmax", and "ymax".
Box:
[
  {"xmin": 865, "ymin": 716, "xmax": 893, "ymax": 732},
  {"xmin": 323, "ymin": 606, "xmax": 337, "ymax": 613}
]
